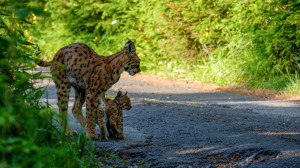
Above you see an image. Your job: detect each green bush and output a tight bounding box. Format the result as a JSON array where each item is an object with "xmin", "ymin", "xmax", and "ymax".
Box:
[
  {"xmin": 31, "ymin": 0, "xmax": 299, "ymax": 93},
  {"xmin": 2, "ymin": 0, "xmax": 297, "ymax": 165},
  {"xmin": 0, "ymin": 1, "xmax": 99, "ymax": 167}
]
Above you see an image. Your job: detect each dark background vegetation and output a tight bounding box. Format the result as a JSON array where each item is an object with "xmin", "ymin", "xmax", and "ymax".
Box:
[
  {"xmin": 0, "ymin": 0, "xmax": 299, "ymax": 167},
  {"xmin": 31, "ymin": 0, "xmax": 299, "ymax": 93}
]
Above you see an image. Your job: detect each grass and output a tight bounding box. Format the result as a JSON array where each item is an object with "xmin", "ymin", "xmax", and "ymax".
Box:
[{"xmin": 135, "ymin": 35, "xmax": 300, "ymax": 95}]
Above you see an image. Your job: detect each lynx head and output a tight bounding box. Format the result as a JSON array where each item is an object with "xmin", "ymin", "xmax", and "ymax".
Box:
[
  {"xmin": 124, "ymin": 40, "xmax": 141, "ymax": 76},
  {"xmin": 115, "ymin": 91, "xmax": 131, "ymax": 111}
]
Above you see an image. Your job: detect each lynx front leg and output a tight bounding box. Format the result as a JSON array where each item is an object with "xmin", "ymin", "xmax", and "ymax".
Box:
[
  {"xmin": 106, "ymin": 117, "xmax": 117, "ymax": 139},
  {"xmin": 96, "ymin": 106, "xmax": 108, "ymax": 141},
  {"xmin": 108, "ymin": 109, "xmax": 124, "ymax": 139},
  {"xmin": 109, "ymin": 119, "xmax": 123, "ymax": 139},
  {"xmin": 97, "ymin": 91, "xmax": 109, "ymax": 141},
  {"xmin": 85, "ymin": 93, "xmax": 98, "ymax": 140}
]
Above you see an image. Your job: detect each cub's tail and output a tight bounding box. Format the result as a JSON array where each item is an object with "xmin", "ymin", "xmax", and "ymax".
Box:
[{"xmin": 35, "ymin": 59, "xmax": 52, "ymax": 67}]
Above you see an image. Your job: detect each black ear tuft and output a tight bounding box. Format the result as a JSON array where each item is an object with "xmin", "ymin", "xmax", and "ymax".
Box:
[
  {"xmin": 125, "ymin": 41, "xmax": 131, "ymax": 54},
  {"xmin": 126, "ymin": 38, "xmax": 132, "ymax": 44},
  {"xmin": 116, "ymin": 91, "xmax": 122, "ymax": 99},
  {"xmin": 125, "ymin": 92, "xmax": 128, "ymax": 95},
  {"xmin": 124, "ymin": 40, "xmax": 135, "ymax": 56},
  {"xmin": 125, "ymin": 40, "xmax": 132, "ymax": 48}
]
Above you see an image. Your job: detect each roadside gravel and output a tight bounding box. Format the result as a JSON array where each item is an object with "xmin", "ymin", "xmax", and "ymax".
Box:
[{"xmin": 38, "ymin": 68, "xmax": 300, "ymax": 167}]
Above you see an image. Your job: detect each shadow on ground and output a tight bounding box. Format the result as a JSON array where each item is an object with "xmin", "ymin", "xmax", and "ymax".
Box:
[{"xmin": 39, "ymin": 74, "xmax": 300, "ymax": 167}]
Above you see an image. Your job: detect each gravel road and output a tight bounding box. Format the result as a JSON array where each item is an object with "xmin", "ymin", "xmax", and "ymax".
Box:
[{"xmin": 37, "ymin": 68, "xmax": 300, "ymax": 167}]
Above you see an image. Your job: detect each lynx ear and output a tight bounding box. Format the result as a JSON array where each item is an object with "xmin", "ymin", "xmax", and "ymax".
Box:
[
  {"xmin": 124, "ymin": 40, "xmax": 135, "ymax": 56},
  {"xmin": 116, "ymin": 91, "xmax": 122, "ymax": 99},
  {"xmin": 124, "ymin": 40, "xmax": 131, "ymax": 49},
  {"xmin": 124, "ymin": 92, "xmax": 128, "ymax": 95}
]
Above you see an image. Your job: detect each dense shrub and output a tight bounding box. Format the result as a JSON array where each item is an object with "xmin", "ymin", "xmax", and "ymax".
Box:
[
  {"xmin": 32, "ymin": 0, "xmax": 299, "ymax": 92},
  {"xmin": 0, "ymin": 1, "xmax": 98, "ymax": 167}
]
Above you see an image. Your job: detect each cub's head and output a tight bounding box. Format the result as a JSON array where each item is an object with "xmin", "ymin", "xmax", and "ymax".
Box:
[
  {"xmin": 115, "ymin": 91, "xmax": 131, "ymax": 111},
  {"xmin": 124, "ymin": 40, "xmax": 141, "ymax": 76}
]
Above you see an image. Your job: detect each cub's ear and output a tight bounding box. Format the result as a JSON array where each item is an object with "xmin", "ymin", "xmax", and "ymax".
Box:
[
  {"xmin": 124, "ymin": 40, "xmax": 135, "ymax": 56},
  {"xmin": 116, "ymin": 90, "xmax": 123, "ymax": 99}
]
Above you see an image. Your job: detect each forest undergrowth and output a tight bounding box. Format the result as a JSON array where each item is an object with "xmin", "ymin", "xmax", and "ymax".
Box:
[{"xmin": 29, "ymin": 0, "xmax": 299, "ymax": 95}]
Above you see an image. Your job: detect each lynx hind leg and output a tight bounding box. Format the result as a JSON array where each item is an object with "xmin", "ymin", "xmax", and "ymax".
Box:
[
  {"xmin": 72, "ymin": 89, "xmax": 86, "ymax": 128},
  {"xmin": 96, "ymin": 105, "xmax": 108, "ymax": 141},
  {"xmin": 85, "ymin": 93, "xmax": 99, "ymax": 140},
  {"xmin": 55, "ymin": 78, "xmax": 77, "ymax": 135}
]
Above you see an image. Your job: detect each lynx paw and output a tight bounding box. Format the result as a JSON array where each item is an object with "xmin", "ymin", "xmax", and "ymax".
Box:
[
  {"xmin": 85, "ymin": 125, "xmax": 98, "ymax": 140},
  {"xmin": 86, "ymin": 132, "xmax": 99, "ymax": 140},
  {"xmin": 117, "ymin": 133, "xmax": 126, "ymax": 139}
]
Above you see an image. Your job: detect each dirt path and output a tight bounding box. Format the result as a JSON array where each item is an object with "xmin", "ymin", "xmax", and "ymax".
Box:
[
  {"xmin": 122, "ymin": 73, "xmax": 300, "ymax": 100},
  {"xmin": 38, "ymin": 68, "xmax": 300, "ymax": 167}
]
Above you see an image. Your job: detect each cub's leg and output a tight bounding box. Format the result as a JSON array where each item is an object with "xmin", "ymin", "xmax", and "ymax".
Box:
[
  {"xmin": 96, "ymin": 105, "xmax": 108, "ymax": 141},
  {"xmin": 107, "ymin": 117, "xmax": 119, "ymax": 139},
  {"xmin": 72, "ymin": 89, "xmax": 86, "ymax": 128},
  {"xmin": 85, "ymin": 92, "xmax": 98, "ymax": 140},
  {"xmin": 108, "ymin": 114, "xmax": 124, "ymax": 139},
  {"xmin": 117, "ymin": 110, "xmax": 125, "ymax": 139},
  {"xmin": 106, "ymin": 117, "xmax": 115, "ymax": 139},
  {"xmin": 54, "ymin": 76, "xmax": 76, "ymax": 135}
]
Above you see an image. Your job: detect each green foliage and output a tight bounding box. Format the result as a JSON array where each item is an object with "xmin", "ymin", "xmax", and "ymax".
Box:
[
  {"xmin": 31, "ymin": 0, "xmax": 299, "ymax": 93},
  {"xmin": 1, "ymin": 0, "xmax": 297, "ymax": 165},
  {"xmin": 0, "ymin": 1, "xmax": 99, "ymax": 167}
]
